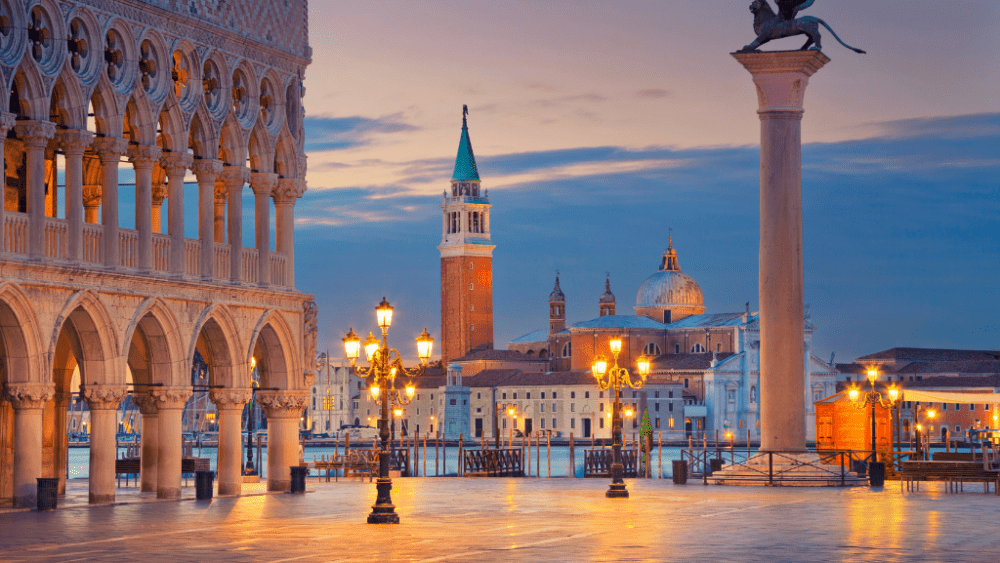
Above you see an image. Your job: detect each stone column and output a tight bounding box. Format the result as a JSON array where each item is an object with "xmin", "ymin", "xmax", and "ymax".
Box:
[
  {"xmin": 220, "ymin": 167, "xmax": 250, "ymax": 283},
  {"xmin": 130, "ymin": 392, "xmax": 159, "ymax": 493},
  {"xmin": 83, "ymin": 185, "xmax": 102, "ymax": 224},
  {"xmin": 14, "ymin": 121, "xmax": 56, "ymax": 258},
  {"xmin": 151, "ymin": 180, "xmax": 166, "ymax": 233},
  {"xmin": 257, "ymin": 391, "xmax": 308, "ymax": 492},
  {"xmin": 191, "ymin": 159, "xmax": 223, "ymax": 279},
  {"xmin": 128, "ymin": 145, "xmax": 162, "ymax": 271},
  {"xmin": 210, "ymin": 388, "xmax": 252, "ymax": 495},
  {"xmin": 56, "ymin": 130, "xmax": 93, "ymax": 262},
  {"xmin": 274, "ymin": 178, "xmax": 306, "ymax": 287},
  {"xmin": 250, "ymin": 173, "xmax": 278, "ymax": 286},
  {"xmin": 160, "ymin": 152, "xmax": 193, "ymax": 275},
  {"xmin": 152, "ymin": 387, "xmax": 192, "ymax": 499},
  {"xmin": 82, "ymin": 385, "xmax": 127, "ymax": 503},
  {"xmin": 0, "ymin": 113, "xmax": 16, "ymax": 252},
  {"xmin": 91, "ymin": 137, "xmax": 129, "ymax": 268},
  {"xmin": 214, "ymin": 181, "xmax": 227, "ymax": 243},
  {"xmin": 733, "ymin": 50, "xmax": 828, "ymax": 453},
  {"xmin": 6, "ymin": 384, "xmax": 55, "ymax": 508}
]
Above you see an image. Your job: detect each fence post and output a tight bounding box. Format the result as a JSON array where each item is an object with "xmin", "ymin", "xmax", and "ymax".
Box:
[
  {"xmin": 840, "ymin": 452, "xmax": 845, "ymax": 486},
  {"xmin": 413, "ymin": 432, "xmax": 419, "ymax": 477},
  {"xmin": 569, "ymin": 433, "xmax": 575, "ymax": 478},
  {"xmin": 769, "ymin": 452, "xmax": 774, "ymax": 486},
  {"xmin": 536, "ymin": 432, "xmax": 540, "ymax": 478},
  {"xmin": 435, "ymin": 431, "xmax": 439, "ymax": 477},
  {"xmin": 547, "ymin": 432, "xmax": 551, "ymax": 478},
  {"xmin": 658, "ymin": 431, "xmax": 663, "ymax": 479},
  {"xmin": 458, "ymin": 433, "xmax": 463, "ymax": 477}
]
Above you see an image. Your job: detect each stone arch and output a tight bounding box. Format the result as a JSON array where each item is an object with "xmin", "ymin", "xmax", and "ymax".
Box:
[
  {"xmin": 248, "ymin": 309, "xmax": 298, "ymax": 390},
  {"xmin": 122, "ymin": 298, "xmax": 184, "ymax": 387},
  {"xmin": 134, "ymin": 28, "xmax": 171, "ymax": 105},
  {"xmin": 248, "ymin": 124, "xmax": 273, "ymax": 172},
  {"xmin": 218, "ymin": 112, "xmax": 246, "ymax": 166},
  {"xmin": 48, "ymin": 70, "xmax": 88, "ymax": 129},
  {"xmin": 273, "ymin": 129, "xmax": 297, "ymax": 178},
  {"xmin": 157, "ymin": 99, "xmax": 187, "ymax": 153},
  {"xmin": 100, "ymin": 17, "xmax": 138, "ymax": 96},
  {"xmin": 49, "ymin": 290, "xmax": 122, "ymax": 387},
  {"xmin": 0, "ymin": 282, "xmax": 46, "ymax": 385},
  {"xmin": 188, "ymin": 303, "xmax": 244, "ymax": 389},
  {"xmin": 11, "ymin": 64, "xmax": 49, "ymax": 119},
  {"xmin": 188, "ymin": 104, "xmax": 218, "ymax": 159},
  {"xmin": 88, "ymin": 80, "xmax": 125, "ymax": 138},
  {"xmin": 63, "ymin": 5, "xmax": 104, "ymax": 88},
  {"xmin": 124, "ymin": 93, "xmax": 158, "ymax": 146}
]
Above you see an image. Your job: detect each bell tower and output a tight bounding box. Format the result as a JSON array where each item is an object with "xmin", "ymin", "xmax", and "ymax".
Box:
[
  {"xmin": 439, "ymin": 106, "xmax": 494, "ymax": 366},
  {"xmin": 549, "ymin": 274, "xmax": 565, "ymax": 333}
]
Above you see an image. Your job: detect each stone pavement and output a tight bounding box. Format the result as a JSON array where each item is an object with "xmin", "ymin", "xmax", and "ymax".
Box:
[{"xmin": 1, "ymin": 477, "xmax": 998, "ymax": 562}]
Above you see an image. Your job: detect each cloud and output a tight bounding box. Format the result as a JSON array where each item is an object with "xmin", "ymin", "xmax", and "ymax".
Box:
[
  {"xmin": 635, "ymin": 88, "xmax": 671, "ymax": 99},
  {"xmin": 855, "ymin": 113, "xmax": 1000, "ymax": 141},
  {"xmin": 303, "ymin": 113, "xmax": 420, "ymax": 152}
]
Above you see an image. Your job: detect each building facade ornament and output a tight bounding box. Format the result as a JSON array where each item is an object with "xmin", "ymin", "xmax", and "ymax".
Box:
[
  {"xmin": 159, "ymin": 151, "xmax": 193, "ymax": 174},
  {"xmin": 273, "ymin": 177, "xmax": 306, "ymax": 203},
  {"xmin": 127, "ymin": 144, "xmax": 163, "ymax": 168},
  {"xmin": 81, "ymin": 385, "xmax": 128, "ymax": 411},
  {"xmin": 190, "ymin": 158, "xmax": 224, "ymax": 179},
  {"xmin": 5, "ymin": 383, "xmax": 56, "ymax": 410},
  {"xmin": 151, "ymin": 387, "xmax": 194, "ymax": 410},
  {"xmin": 56, "ymin": 129, "xmax": 95, "ymax": 155},
  {"xmin": 13, "ymin": 121, "xmax": 56, "ymax": 147},
  {"xmin": 210, "ymin": 388, "xmax": 253, "ymax": 411},
  {"xmin": 90, "ymin": 137, "xmax": 129, "ymax": 161},
  {"xmin": 250, "ymin": 172, "xmax": 279, "ymax": 196},
  {"xmin": 256, "ymin": 390, "xmax": 308, "ymax": 418},
  {"xmin": 130, "ymin": 391, "xmax": 159, "ymax": 415},
  {"xmin": 82, "ymin": 184, "xmax": 103, "ymax": 207},
  {"xmin": 0, "ymin": 112, "xmax": 16, "ymax": 134}
]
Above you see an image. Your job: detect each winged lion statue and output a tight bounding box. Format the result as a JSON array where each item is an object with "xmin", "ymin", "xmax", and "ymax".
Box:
[{"xmin": 738, "ymin": 0, "xmax": 866, "ymax": 54}]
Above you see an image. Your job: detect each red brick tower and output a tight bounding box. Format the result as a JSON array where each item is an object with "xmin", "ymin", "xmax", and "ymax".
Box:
[{"xmin": 439, "ymin": 106, "xmax": 494, "ymax": 366}]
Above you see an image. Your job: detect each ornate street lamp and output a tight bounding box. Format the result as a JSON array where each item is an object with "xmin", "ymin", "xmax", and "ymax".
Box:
[
  {"xmin": 590, "ymin": 336, "xmax": 650, "ymax": 498},
  {"xmin": 848, "ymin": 367, "xmax": 899, "ymax": 482},
  {"xmin": 343, "ymin": 297, "xmax": 432, "ymax": 524},
  {"xmin": 244, "ymin": 357, "xmax": 259, "ymax": 476},
  {"xmin": 914, "ymin": 406, "xmax": 936, "ymax": 460},
  {"xmin": 493, "ymin": 402, "xmax": 516, "ymax": 449}
]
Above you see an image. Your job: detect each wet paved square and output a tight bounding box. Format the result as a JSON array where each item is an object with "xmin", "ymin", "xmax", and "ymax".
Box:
[{"xmin": 2, "ymin": 478, "xmax": 998, "ymax": 562}]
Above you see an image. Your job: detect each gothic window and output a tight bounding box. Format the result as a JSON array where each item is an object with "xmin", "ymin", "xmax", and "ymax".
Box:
[
  {"xmin": 674, "ymin": 344, "xmax": 680, "ymax": 354},
  {"xmin": 643, "ymin": 343, "xmax": 661, "ymax": 356},
  {"xmin": 691, "ymin": 343, "xmax": 706, "ymax": 353},
  {"xmin": 717, "ymin": 343, "xmax": 722, "ymax": 352},
  {"xmin": 562, "ymin": 342, "xmax": 572, "ymax": 357},
  {"xmin": 750, "ymin": 386, "xmax": 757, "ymax": 403}
]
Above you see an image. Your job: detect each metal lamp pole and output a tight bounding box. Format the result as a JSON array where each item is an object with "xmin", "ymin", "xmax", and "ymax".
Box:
[
  {"xmin": 591, "ymin": 336, "xmax": 650, "ymax": 498},
  {"xmin": 343, "ymin": 298, "xmax": 433, "ymax": 524},
  {"xmin": 848, "ymin": 367, "xmax": 899, "ymax": 484}
]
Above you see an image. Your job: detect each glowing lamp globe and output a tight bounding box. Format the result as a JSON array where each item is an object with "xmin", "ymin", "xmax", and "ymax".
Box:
[
  {"xmin": 591, "ymin": 355, "xmax": 608, "ymax": 379},
  {"xmin": 887, "ymin": 385, "xmax": 899, "ymax": 404},
  {"xmin": 609, "ymin": 337, "xmax": 623, "ymax": 355},
  {"xmin": 376, "ymin": 297, "xmax": 393, "ymax": 329},
  {"xmin": 369, "ymin": 385, "xmax": 380, "ymax": 399},
  {"xmin": 848, "ymin": 387, "xmax": 859, "ymax": 403},
  {"xmin": 343, "ymin": 328, "xmax": 360, "ymax": 362},
  {"xmin": 405, "ymin": 384, "xmax": 416, "ymax": 398},
  {"xmin": 636, "ymin": 355, "xmax": 651, "ymax": 377},
  {"xmin": 364, "ymin": 332, "xmax": 379, "ymax": 362},
  {"xmin": 416, "ymin": 328, "xmax": 434, "ymax": 363}
]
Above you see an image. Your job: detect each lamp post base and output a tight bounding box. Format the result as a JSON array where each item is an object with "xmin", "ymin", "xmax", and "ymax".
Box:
[
  {"xmin": 367, "ymin": 477, "xmax": 400, "ymax": 524},
  {"xmin": 606, "ymin": 483, "xmax": 629, "ymax": 498}
]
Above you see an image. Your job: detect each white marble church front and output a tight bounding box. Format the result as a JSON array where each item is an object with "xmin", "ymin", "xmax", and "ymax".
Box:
[{"xmin": 509, "ymin": 239, "xmax": 838, "ymax": 441}]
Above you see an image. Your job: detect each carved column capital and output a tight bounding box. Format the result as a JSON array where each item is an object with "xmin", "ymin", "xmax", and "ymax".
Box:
[
  {"xmin": 250, "ymin": 172, "xmax": 279, "ymax": 197},
  {"xmin": 127, "ymin": 145, "xmax": 163, "ymax": 169},
  {"xmin": 14, "ymin": 120, "xmax": 56, "ymax": 147},
  {"xmin": 82, "ymin": 385, "xmax": 128, "ymax": 411},
  {"xmin": 273, "ymin": 178, "xmax": 307, "ymax": 204},
  {"xmin": 5, "ymin": 383, "xmax": 55, "ymax": 410},
  {"xmin": 210, "ymin": 388, "xmax": 253, "ymax": 411},
  {"xmin": 56, "ymin": 129, "xmax": 94, "ymax": 155},
  {"xmin": 90, "ymin": 137, "xmax": 130, "ymax": 162},
  {"xmin": 218, "ymin": 165, "xmax": 251, "ymax": 190},
  {"xmin": 160, "ymin": 151, "xmax": 193, "ymax": 174},
  {"xmin": 190, "ymin": 158, "xmax": 224, "ymax": 182},
  {"xmin": 130, "ymin": 392, "xmax": 159, "ymax": 415},
  {"xmin": 151, "ymin": 387, "xmax": 193, "ymax": 410},
  {"xmin": 214, "ymin": 180, "xmax": 228, "ymax": 203},
  {"xmin": 152, "ymin": 183, "xmax": 167, "ymax": 203},
  {"xmin": 0, "ymin": 112, "xmax": 16, "ymax": 134},
  {"xmin": 83, "ymin": 184, "xmax": 103, "ymax": 207},
  {"xmin": 256, "ymin": 390, "xmax": 308, "ymax": 419}
]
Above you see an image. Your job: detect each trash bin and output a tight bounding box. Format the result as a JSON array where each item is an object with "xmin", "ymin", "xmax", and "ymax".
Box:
[
  {"xmin": 36, "ymin": 478, "xmax": 59, "ymax": 511},
  {"xmin": 195, "ymin": 470, "xmax": 214, "ymax": 500},
  {"xmin": 868, "ymin": 462, "xmax": 886, "ymax": 487},
  {"xmin": 290, "ymin": 466, "xmax": 308, "ymax": 493},
  {"xmin": 709, "ymin": 458, "xmax": 724, "ymax": 474},
  {"xmin": 672, "ymin": 460, "xmax": 688, "ymax": 484}
]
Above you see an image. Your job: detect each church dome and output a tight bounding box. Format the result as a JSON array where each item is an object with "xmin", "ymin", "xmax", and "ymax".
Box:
[
  {"xmin": 634, "ymin": 238, "xmax": 705, "ymax": 321},
  {"xmin": 599, "ymin": 276, "xmax": 615, "ymax": 304}
]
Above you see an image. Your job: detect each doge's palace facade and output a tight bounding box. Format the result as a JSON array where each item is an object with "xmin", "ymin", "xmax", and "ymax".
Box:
[{"xmin": 0, "ymin": 0, "xmax": 313, "ymax": 507}]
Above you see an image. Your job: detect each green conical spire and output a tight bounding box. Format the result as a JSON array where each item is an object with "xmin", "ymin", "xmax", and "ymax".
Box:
[{"xmin": 452, "ymin": 105, "xmax": 480, "ymax": 181}]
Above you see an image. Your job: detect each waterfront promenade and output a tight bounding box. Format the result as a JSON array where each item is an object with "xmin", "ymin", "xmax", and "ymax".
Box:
[{"xmin": 2, "ymin": 478, "xmax": 998, "ymax": 562}]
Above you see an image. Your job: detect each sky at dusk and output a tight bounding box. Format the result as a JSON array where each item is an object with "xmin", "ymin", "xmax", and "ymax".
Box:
[{"xmin": 294, "ymin": 1, "xmax": 1000, "ymax": 364}]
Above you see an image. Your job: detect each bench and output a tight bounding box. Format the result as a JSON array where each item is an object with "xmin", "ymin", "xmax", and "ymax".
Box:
[{"xmin": 899, "ymin": 460, "xmax": 1000, "ymax": 494}]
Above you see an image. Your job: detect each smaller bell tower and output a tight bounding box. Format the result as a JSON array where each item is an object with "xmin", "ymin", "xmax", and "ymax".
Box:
[
  {"xmin": 599, "ymin": 274, "xmax": 616, "ymax": 317},
  {"xmin": 549, "ymin": 274, "xmax": 565, "ymax": 334}
]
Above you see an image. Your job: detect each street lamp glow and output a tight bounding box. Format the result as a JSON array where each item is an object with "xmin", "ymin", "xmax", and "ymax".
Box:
[
  {"xmin": 364, "ymin": 332, "xmax": 379, "ymax": 362},
  {"xmin": 848, "ymin": 386, "xmax": 859, "ymax": 402},
  {"xmin": 393, "ymin": 408, "xmax": 402, "ymax": 418},
  {"xmin": 343, "ymin": 328, "xmax": 360, "ymax": 363},
  {"xmin": 376, "ymin": 297, "xmax": 393, "ymax": 329},
  {"xmin": 866, "ymin": 367, "xmax": 879, "ymax": 384},
  {"xmin": 927, "ymin": 409, "xmax": 936, "ymax": 419},
  {"xmin": 887, "ymin": 385, "xmax": 899, "ymax": 404},
  {"xmin": 636, "ymin": 355, "xmax": 651, "ymax": 377},
  {"xmin": 416, "ymin": 328, "xmax": 434, "ymax": 364},
  {"xmin": 405, "ymin": 384, "xmax": 415, "ymax": 398},
  {"xmin": 591, "ymin": 355, "xmax": 608, "ymax": 379},
  {"xmin": 624, "ymin": 406, "xmax": 634, "ymax": 417},
  {"xmin": 609, "ymin": 336, "xmax": 623, "ymax": 355},
  {"xmin": 369, "ymin": 385, "xmax": 380, "ymax": 399}
]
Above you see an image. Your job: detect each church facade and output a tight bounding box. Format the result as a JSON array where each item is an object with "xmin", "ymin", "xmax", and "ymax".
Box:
[{"xmin": 509, "ymin": 239, "xmax": 838, "ymax": 440}]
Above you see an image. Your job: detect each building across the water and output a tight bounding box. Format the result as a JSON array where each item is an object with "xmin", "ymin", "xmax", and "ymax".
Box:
[{"xmin": 0, "ymin": 0, "xmax": 314, "ymax": 508}]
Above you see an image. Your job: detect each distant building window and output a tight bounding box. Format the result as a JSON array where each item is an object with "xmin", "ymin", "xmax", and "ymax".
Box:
[
  {"xmin": 691, "ymin": 343, "xmax": 706, "ymax": 353},
  {"xmin": 471, "ymin": 324, "xmax": 474, "ymax": 332},
  {"xmin": 553, "ymin": 392, "xmax": 557, "ymax": 399},
  {"xmin": 469, "ymin": 263, "xmax": 473, "ymax": 270},
  {"xmin": 585, "ymin": 391, "xmax": 590, "ymax": 399},
  {"xmin": 655, "ymin": 391, "xmax": 660, "ymax": 398},
  {"xmin": 571, "ymin": 392, "xmax": 576, "ymax": 399},
  {"xmin": 562, "ymin": 342, "xmax": 572, "ymax": 358},
  {"xmin": 655, "ymin": 403, "xmax": 660, "ymax": 412},
  {"xmin": 669, "ymin": 418, "xmax": 675, "ymax": 429},
  {"xmin": 664, "ymin": 310, "xmax": 672, "ymax": 324},
  {"xmin": 668, "ymin": 403, "xmax": 673, "ymax": 412},
  {"xmin": 668, "ymin": 391, "xmax": 673, "ymax": 399},
  {"xmin": 571, "ymin": 403, "xmax": 575, "ymax": 412},
  {"xmin": 513, "ymin": 393, "xmax": 517, "ymax": 399},
  {"xmin": 571, "ymin": 418, "xmax": 576, "ymax": 428},
  {"xmin": 470, "ymin": 283, "xmax": 474, "ymax": 290},
  {"xmin": 540, "ymin": 403, "xmax": 545, "ymax": 412},
  {"xmin": 599, "ymin": 418, "xmax": 605, "ymax": 429},
  {"xmin": 477, "ymin": 393, "xmax": 481, "ymax": 399},
  {"xmin": 540, "ymin": 419, "xmax": 545, "ymax": 429},
  {"xmin": 552, "ymin": 403, "xmax": 557, "ymax": 412},
  {"xmin": 655, "ymin": 418, "xmax": 660, "ymax": 429},
  {"xmin": 502, "ymin": 392, "xmax": 507, "ymax": 400},
  {"xmin": 643, "ymin": 343, "xmax": 661, "ymax": 356},
  {"xmin": 684, "ymin": 378, "xmax": 689, "ymax": 388},
  {"xmin": 674, "ymin": 344, "xmax": 680, "ymax": 354},
  {"xmin": 541, "ymin": 392, "xmax": 546, "ymax": 399},
  {"xmin": 970, "ymin": 404, "xmax": 975, "ymax": 411},
  {"xmin": 942, "ymin": 403, "xmax": 947, "ymax": 411},
  {"xmin": 600, "ymin": 403, "xmax": 604, "ymax": 411},
  {"xmin": 527, "ymin": 392, "xmax": 531, "ymax": 399},
  {"xmin": 552, "ymin": 418, "xmax": 557, "ymax": 428},
  {"xmin": 717, "ymin": 343, "xmax": 722, "ymax": 352},
  {"xmin": 955, "ymin": 404, "xmax": 961, "ymax": 410}
]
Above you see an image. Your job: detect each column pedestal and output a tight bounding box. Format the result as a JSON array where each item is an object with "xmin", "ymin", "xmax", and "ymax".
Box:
[
  {"xmin": 152, "ymin": 387, "xmax": 192, "ymax": 499},
  {"xmin": 257, "ymin": 391, "xmax": 308, "ymax": 492},
  {"xmin": 732, "ymin": 50, "xmax": 829, "ymax": 454},
  {"xmin": 6, "ymin": 384, "xmax": 54, "ymax": 508},
  {"xmin": 211, "ymin": 389, "xmax": 252, "ymax": 495}
]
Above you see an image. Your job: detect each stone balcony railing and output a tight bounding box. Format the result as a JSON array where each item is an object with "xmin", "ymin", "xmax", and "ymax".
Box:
[{"xmin": 5, "ymin": 211, "xmax": 288, "ymax": 287}]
